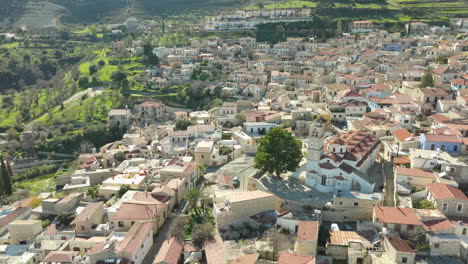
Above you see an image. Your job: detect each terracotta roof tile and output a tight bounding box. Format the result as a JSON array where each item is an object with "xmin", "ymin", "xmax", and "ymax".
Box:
[
  {"xmin": 231, "ymin": 253, "xmax": 259, "ymax": 264},
  {"xmin": 427, "ymin": 183, "xmax": 468, "ymax": 200},
  {"xmin": 278, "ymin": 252, "xmax": 315, "ymax": 264},
  {"xmin": 43, "ymin": 251, "xmax": 78, "ymax": 263},
  {"xmin": 396, "ymin": 167, "xmax": 436, "ymax": 179},
  {"xmin": 297, "ymin": 221, "xmax": 319, "ymax": 241},
  {"xmin": 392, "ymin": 129, "xmax": 415, "ymax": 142},
  {"xmin": 373, "ymin": 206, "xmax": 422, "ymax": 226},
  {"xmin": 423, "ymin": 219, "xmax": 454, "ymax": 232},
  {"xmin": 0, "ymin": 207, "xmax": 29, "ymax": 229},
  {"xmin": 387, "ymin": 237, "xmax": 415, "ymax": 254},
  {"xmin": 424, "ymin": 134, "xmax": 461, "ymax": 143},
  {"xmin": 116, "ymin": 221, "xmax": 153, "ymax": 256},
  {"xmin": 70, "ymin": 202, "xmax": 103, "ymax": 225},
  {"xmin": 153, "ymin": 236, "xmax": 183, "ymax": 264},
  {"xmin": 328, "ymin": 231, "xmax": 374, "ymax": 246}
]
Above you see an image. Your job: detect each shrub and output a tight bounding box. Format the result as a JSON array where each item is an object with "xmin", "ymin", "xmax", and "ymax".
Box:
[
  {"xmin": 413, "ymin": 198, "xmax": 434, "ymax": 209},
  {"xmin": 42, "ymin": 219, "xmax": 51, "ymax": 228}
]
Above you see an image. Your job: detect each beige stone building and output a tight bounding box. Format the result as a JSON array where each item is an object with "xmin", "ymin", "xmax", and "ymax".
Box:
[
  {"xmin": 113, "ymin": 192, "xmax": 169, "ymax": 233},
  {"xmin": 8, "ymin": 220, "xmax": 42, "ymax": 244},
  {"xmin": 108, "ymin": 109, "xmax": 131, "ymax": 128},
  {"xmin": 294, "ymin": 221, "xmax": 319, "ymax": 256},
  {"xmin": 426, "ymin": 183, "xmax": 468, "ymax": 218},
  {"xmin": 326, "ymin": 230, "xmax": 376, "ymax": 263},
  {"xmin": 194, "ymin": 140, "xmax": 214, "ymax": 166},
  {"xmin": 214, "ymin": 190, "xmax": 277, "ymax": 228},
  {"xmin": 382, "ymin": 236, "xmax": 416, "ymax": 264},
  {"xmin": 70, "ymin": 202, "xmax": 104, "ymax": 235}
]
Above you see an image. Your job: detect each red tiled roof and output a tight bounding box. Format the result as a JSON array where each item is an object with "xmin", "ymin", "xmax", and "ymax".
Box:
[
  {"xmin": 326, "ymin": 130, "xmax": 380, "ymax": 164},
  {"xmin": 297, "ymin": 221, "xmax": 319, "ymax": 241},
  {"xmin": 153, "ymin": 236, "xmax": 183, "ymax": 264},
  {"xmin": 43, "ymin": 223, "xmax": 58, "ymax": 235},
  {"xmin": 393, "ymin": 157, "xmax": 410, "ymax": 164},
  {"xmin": 374, "ymin": 206, "xmax": 422, "ymax": 226},
  {"xmin": 430, "ymin": 114, "xmax": 451, "ymax": 123},
  {"xmin": 204, "ymin": 234, "xmax": 225, "ymax": 264},
  {"xmin": 387, "ymin": 237, "xmax": 415, "ymax": 254},
  {"xmin": 231, "ymin": 253, "xmax": 260, "ymax": 264},
  {"xmin": 396, "ymin": 167, "xmax": 436, "ymax": 179},
  {"xmin": 328, "ymin": 231, "xmax": 373, "ymax": 246},
  {"xmin": 424, "ymin": 134, "xmax": 461, "ymax": 143},
  {"xmin": 0, "ymin": 207, "xmax": 29, "ymax": 228},
  {"xmin": 87, "ymin": 243, "xmax": 107, "ymax": 255},
  {"xmin": 116, "ymin": 221, "xmax": 153, "ymax": 256},
  {"xmin": 392, "ymin": 129, "xmax": 415, "ymax": 142},
  {"xmin": 427, "ymin": 183, "xmax": 468, "ymax": 200},
  {"xmin": 423, "ymin": 219, "xmax": 454, "ymax": 232},
  {"xmin": 278, "ymin": 252, "xmax": 315, "ymax": 264},
  {"xmin": 114, "ymin": 202, "xmax": 165, "ymax": 221},
  {"xmin": 70, "ymin": 202, "xmax": 103, "ymax": 225},
  {"xmin": 43, "ymin": 251, "xmax": 78, "ymax": 263}
]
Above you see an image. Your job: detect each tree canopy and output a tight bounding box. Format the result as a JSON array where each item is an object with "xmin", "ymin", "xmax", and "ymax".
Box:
[
  {"xmin": 420, "ymin": 67, "xmax": 434, "ymax": 88},
  {"xmin": 254, "ymin": 127, "xmax": 303, "ymax": 178}
]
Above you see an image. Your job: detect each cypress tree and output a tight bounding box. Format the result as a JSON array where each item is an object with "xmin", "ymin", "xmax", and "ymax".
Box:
[{"xmin": 0, "ymin": 157, "xmax": 12, "ymax": 196}]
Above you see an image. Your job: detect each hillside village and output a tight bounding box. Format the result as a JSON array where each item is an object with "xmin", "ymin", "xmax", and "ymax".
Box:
[{"xmin": 0, "ymin": 9, "xmax": 468, "ymax": 264}]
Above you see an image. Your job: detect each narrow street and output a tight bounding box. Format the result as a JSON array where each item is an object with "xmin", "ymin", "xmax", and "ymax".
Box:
[
  {"xmin": 382, "ymin": 160, "xmax": 395, "ymax": 206},
  {"xmin": 142, "ymin": 213, "xmax": 187, "ymax": 264}
]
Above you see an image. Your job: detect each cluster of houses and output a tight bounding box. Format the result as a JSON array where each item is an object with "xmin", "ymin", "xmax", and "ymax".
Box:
[
  {"xmin": 206, "ymin": 8, "xmax": 313, "ymax": 30},
  {"xmin": 1, "ymin": 16, "xmax": 468, "ymax": 264}
]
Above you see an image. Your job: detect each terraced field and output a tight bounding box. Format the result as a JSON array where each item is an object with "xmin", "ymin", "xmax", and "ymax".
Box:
[{"xmin": 12, "ymin": 1, "xmax": 66, "ymax": 30}]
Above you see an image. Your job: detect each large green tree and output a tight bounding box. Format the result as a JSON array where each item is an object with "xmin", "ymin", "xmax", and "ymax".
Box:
[
  {"xmin": 254, "ymin": 127, "xmax": 303, "ymax": 178},
  {"xmin": 185, "ymin": 189, "xmax": 201, "ymax": 215},
  {"xmin": 420, "ymin": 67, "xmax": 434, "ymax": 88}
]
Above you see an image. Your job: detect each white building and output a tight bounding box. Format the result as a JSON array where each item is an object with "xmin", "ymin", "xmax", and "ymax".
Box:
[{"xmin": 305, "ymin": 121, "xmax": 380, "ymax": 194}]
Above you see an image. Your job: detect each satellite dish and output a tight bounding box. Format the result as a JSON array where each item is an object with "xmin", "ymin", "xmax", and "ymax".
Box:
[{"xmin": 382, "ymin": 227, "xmax": 388, "ymax": 235}]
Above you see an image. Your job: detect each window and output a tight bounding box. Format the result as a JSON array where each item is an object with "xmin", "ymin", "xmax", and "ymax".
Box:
[
  {"xmin": 408, "ymin": 224, "xmax": 414, "ymax": 231},
  {"xmin": 457, "ymin": 204, "xmax": 463, "ymax": 212},
  {"xmin": 354, "ymin": 202, "xmax": 359, "ymax": 206},
  {"xmin": 441, "ymin": 145, "xmax": 446, "ymax": 151},
  {"xmin": 61, "ymin": 236, "xmax": 67, "ymax": 240},
  {"xmin": 462, "ymin": 228, "xmax": 467, "ymax": 235},
  {"xmin": 431, "ymin": 144, "xmax": 435, "ymax": 150},
  {"xmin": 80, "ymin": 225, "xmax": 85, "ymax": 231},
  {"xmin": 442, "ymin": 203, "xmax": 448, "ymax": 211},
  {"xmin": 321, "ymin": 175, "xmax": 326, "ymax": 185},
  {"xmin": 118, "ymin": 221, "xmax": 124, "ymax": 227},
  {"xmin": 402, "ymin": 257, "xmax": 408, "ymax": 263},
  {"xmin": 454, "ymin": 145, "xmax": 458, "ymax": 152},
  {"xmin": 434, "ymin": 243, "xmax": 440, "ymax": 248},
  {"xmin": 201, "ymin": 155, "xmax": 204, "ymax": 158}
]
